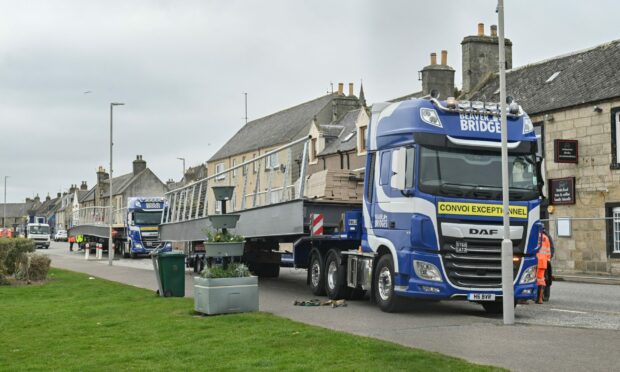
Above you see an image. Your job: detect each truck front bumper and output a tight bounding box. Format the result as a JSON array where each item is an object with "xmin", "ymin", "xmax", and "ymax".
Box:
[{"xmin": 394, "ymin": 251, "xmax": 538, "ymax": 301}]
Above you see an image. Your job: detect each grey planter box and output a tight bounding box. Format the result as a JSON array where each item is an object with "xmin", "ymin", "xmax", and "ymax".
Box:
[
  {"xmin": 204, "ymin": 242, "xmax": 244, "ymax": 257},
  {"xmin": 208, "ymin": 214, "xmax": 240, "ymax": 230},
  {"xmin": 194, "ymin": 276, "xmax": 258, "ymax": 315},
  {"xmin": 211, "ymin": 186, "xmax": 235, "ymax": 201}
]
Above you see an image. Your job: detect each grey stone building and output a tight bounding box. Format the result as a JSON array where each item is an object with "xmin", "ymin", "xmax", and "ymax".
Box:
[
  {"xmin": 468, "ymin": 39, "xmax": 620, "ymax": 276},
  {"xmin": 79, "ymin": 155, "xmax": 167, "ymax": 224}
]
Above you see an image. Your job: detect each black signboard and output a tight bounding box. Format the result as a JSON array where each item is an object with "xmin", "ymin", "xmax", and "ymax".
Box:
[
  {"xmin": 549, "ymin": 177, "xmax": 576, "ymax": 205},
  {"xmin": 554, "ymin": 139, "xmax": 578, "ymax": 163}
]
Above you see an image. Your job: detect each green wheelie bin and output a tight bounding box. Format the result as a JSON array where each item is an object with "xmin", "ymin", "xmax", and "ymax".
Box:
[{"xmin": 156, "ymin": 251, "xmax": 186, "ymax": 297}]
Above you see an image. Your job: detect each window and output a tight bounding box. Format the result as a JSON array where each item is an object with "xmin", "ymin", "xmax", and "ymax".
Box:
[
  {"xmin": 605, "ymin": 202, "xmax": 620, "ymax": 258},
  {"xmin": 232, "ymin": 159, "xmax": 237, "ymax": 177},
  {"xmin": 534, "ymin": 123, "xmax": 544, "ymax": 158},
  {"xmin": 614, "ymin": 207, "xmax": 620, "ymax": 254},
  {"xmin": 379, "ymin": 151, "xmax": 390, "ymax": 185},
  {"xmin": 242, "ymin": 156, "xmax": 247, "ymax": 175},
  {"xmin": 265, "ymin": 152, "xmax": 279, "ymax": 170},
  {"xmin": 215, "ymin": 163, "xmax": 225, "ymax": 181},
  {"xmin": 253, "ymin": 154, "xmax": 258, "ymax": 173},
  {"xmin": 612, "ymin": 108, "xmax": 620, "ymax": 169},
  {"xmin": 310, "ymin": 138, "xmax": 317, "ymax": 162},
  {"xmin": 359, "ymin": 126, "xmax": 367, "ymax": 153},
  {"xmin": 366, "ymin": 153, "xmax": 376, "ymax": 201},
  {"xmin": 405, "ymin": 147, "xmax": 415, "ymax": 189}
]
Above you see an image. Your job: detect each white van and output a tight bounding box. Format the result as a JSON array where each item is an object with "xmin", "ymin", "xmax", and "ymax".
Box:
[{"xmin": 27, "ymin": 223, "xmax": 51, "ymax": 249}]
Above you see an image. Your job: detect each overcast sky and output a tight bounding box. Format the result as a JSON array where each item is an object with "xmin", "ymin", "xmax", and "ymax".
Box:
[{"xmin": 0, "ymin": 0, "xmax": 617, "ymax": 202}]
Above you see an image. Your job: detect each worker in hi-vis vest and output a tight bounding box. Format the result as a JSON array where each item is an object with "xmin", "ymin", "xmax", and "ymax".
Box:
[{"xmin": 536, "ymin": 228, "xmax": 552, "ymax": 304}]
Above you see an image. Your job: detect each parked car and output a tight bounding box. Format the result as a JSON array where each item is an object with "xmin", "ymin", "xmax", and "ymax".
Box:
[{"xmin": 54, "ymin": 230, "xmax": 68, "ymax": 241}]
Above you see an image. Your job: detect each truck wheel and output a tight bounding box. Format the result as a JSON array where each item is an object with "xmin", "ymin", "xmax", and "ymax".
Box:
[
  {"xmin": 309, "ymin": 251, "xmax": 326, "ymax": 296},
  {"xmin": 374, "ymin": 254, "xmax": 403, "ymax": 313},
  {"xmin": 123, "ymin": 243, "xmax": 130, "ymax": 259},
  {"xmin": 325, "ymin": 250, "xmax": 351, "ymax": 300},
  {"xmin": 481, "ymin": 300, "xmax": 517, "ymax": 314}
]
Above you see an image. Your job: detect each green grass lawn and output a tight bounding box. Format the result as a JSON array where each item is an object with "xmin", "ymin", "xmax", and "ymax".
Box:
[{"xmin": 0, "ymin": 269, "xmax": 501, "ymax": 371}]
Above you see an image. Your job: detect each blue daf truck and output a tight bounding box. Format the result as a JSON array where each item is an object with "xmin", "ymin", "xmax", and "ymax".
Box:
[
  {"xmin": 120, "ymin": 197, "xmax": 170, "ymax": 258},
  {"xmin": 159, "ymin": 96, "xmax": 543, "ymax": 314},
  {"xmin": 297, "ymin": 96, "xmax": 543, "ymax": 314}
]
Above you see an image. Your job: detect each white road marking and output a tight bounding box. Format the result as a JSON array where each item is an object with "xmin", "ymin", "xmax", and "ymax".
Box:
[{"xmin": 549, "ymin": 308, "xmax": 588, "ymax": 315}]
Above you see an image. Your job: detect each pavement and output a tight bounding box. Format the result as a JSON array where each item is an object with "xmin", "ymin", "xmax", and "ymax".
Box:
[{"xmin": 43, "ymin": 242, "xmax": 620, "ymax": 372}]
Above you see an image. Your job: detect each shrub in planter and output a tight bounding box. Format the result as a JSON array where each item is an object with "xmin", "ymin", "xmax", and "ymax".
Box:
[
  {"xmin": 200, "ymin": 262, "xmax": 251, "ymax": 278},
  {"xmin": 206, "ymin": 231, "xmax": 244, "ymax": 243},
  {"xmin": 1, "ymin": 238, "xmax": 35, "ymax": 275},
  {"xmin": 16, "ymin": 253, "xmax": 51, "ymax": 281}
]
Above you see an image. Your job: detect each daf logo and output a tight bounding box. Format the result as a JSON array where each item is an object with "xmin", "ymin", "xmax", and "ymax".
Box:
[{"xmin": 469, "ymin": 228, "xmax": 499, "ymax": 236}]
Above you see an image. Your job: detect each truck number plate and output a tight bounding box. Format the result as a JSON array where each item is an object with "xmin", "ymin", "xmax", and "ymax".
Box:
[{"xmin": 468, "ymin": 293, "xmax": 496, "ymax": 301}]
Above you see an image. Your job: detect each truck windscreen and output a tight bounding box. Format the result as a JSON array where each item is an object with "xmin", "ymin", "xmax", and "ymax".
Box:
[
  {"xmin": 134, "ymin": 211, "xmax": 163, "ymax": 225},
  {"xmin": 418, "ymin": 146, "xmax": 539, "ymax": 200},
  {"xmin": 29, "ymin": 226, "xmax": 50, "ymax": 234}
]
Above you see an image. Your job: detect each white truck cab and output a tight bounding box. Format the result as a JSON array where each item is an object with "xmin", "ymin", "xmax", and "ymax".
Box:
[{"xmin": 27, "ymin": 223, "xmax": 51, "ymax": 249}]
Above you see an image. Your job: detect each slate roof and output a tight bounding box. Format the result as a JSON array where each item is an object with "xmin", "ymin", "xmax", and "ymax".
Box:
[
  {"xmin": 318, "ymin": 109, "xmax": 361, "ymax": 156},
  {"xmin": 468, "ymin": 39, "xmax": 620, "ymax": 115},
  {"xmin": 0, "ymin": 203, "xmax": 32, "ymax": 218},
  {"xmin": 209, "ymin": 94, "xmax": 335, "ymax": 162},
  {"xmin": 80, "ymin": 171, "xmax": 144, "ymax": 203}
]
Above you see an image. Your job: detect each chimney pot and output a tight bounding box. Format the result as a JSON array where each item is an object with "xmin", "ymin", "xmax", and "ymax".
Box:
[
  {"xmin": 430, "ymin": 52, "xmax": 437, "ymax": 65},
  {"xmin": 490, "ymin": 25, "xmax": 497, "ymax": 37},
  {"xmin": 441, "ymin": 50, "xmax": 448, "ymax": 65},
  {"xmin": 348, "ymin": 83, "xmax": 354, "ymax": 96},
  {"xmin": 477, "ymin": 23, "xmax": 484, "ymax": 36},
  {"xmin": 337, "ymin": 83, "xmax": 344, "ymax": 95}
]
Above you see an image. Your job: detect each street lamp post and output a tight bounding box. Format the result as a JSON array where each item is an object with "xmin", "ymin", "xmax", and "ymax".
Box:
[
  {"xmin": 177, "ymin": 157, "xmax": 186, "ymax": 179},
  {"xmin": 498, "ymin": 0, "xmax": 515, "ymax": 325},
  {"xmin": 3, "ymin": 176, "xmax": 9, "ymax": 228},
  {"xmin": 109, "ymin": 102, "xmax": 125, "ymax": 266}
]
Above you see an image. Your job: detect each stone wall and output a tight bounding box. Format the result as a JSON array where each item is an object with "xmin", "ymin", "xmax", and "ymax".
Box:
[{"xmin": 533, "ymin": 98, "xmax": 620, "ymax": 275}]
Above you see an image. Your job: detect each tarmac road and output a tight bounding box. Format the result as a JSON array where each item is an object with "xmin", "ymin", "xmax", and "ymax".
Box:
[{"xmin": 43, "ymin": 241, "xmax": 620, "ymax": 371}]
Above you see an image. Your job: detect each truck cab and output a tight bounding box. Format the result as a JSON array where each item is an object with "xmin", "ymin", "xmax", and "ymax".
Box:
[
  {"xmin": 27, "ymin": 223, "xmax": 51, "ymax": 249},
  {"xmin": 351, "ymin": 97, "xmax": 541, "ymax": 312},
  {"xmin": 123, "ymin": 197, "xmax": 166, "ymax": 258}
]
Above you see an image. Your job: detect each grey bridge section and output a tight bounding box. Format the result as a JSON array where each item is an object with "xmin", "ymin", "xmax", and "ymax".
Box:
[
  {"xmin": 68, "ymin": 225, "xmax": 112, "ymax": 239},
  {"xmin": 159, "ymin": 199, "xmax": 361, "ymax": 242}
]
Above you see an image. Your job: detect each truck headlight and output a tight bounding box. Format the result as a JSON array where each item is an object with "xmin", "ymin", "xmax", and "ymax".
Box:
[
  {"xmin": 134, "ymin": 243, "xmax": 143, "ymax": 249},
  {"xmin": 414, "ymin": 260, "xmax": 443, "ymax": 282},
  {"xmin": 519, "ymin": 265, "xmax": 537, "ymax": 284}
]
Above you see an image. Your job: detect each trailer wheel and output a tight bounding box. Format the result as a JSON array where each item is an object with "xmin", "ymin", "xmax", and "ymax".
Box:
[
  {"xmin": 309, "ymin": 251, "xmax": 326, "ymax": 296},
  {"xmin": 374, "ymin": 254, "xmax": 404, "ymax": 313},
  {"xmin": 325, "ymin": 250, "xmax": 351, "ymax": 300}
]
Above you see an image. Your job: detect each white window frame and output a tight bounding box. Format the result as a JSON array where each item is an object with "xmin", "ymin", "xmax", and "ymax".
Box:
[
  {"xmin": 232, "ymin": 159, "xmax": 237, "ymax": 177},
  {"xmin": 265, "ymin": 152, "xmax": 279, "ymax": 170},
  {"xmin": 253, "ymin": 154, "xmax": 258, "ymax": 173},
  {"xmin": 614, "ymin": 207, "xmax": 620, "ymax": 253},
  {"xmin": 215, "ymin": 162, "xmax": 225, "ymax": 181},
  {"xmin": 615, "ymin": 112, "xmax": 620, "ymax": 164}
]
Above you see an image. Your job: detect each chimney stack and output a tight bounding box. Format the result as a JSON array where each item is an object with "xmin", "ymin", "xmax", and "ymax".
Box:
[
  {"xmin": 133, "ymin": 155, "xmax": 147, "ymax": 175},
  {"xmin": 461, "ymin": 22, "xmax": 512, "ymax": 97},
  {"xmin": 80, "ymin": 181, "xmax": 88, "ymax": 191},
  {"xmin": 46, "ymin": 194, "xmax": 51, "ymax": 202},
  {"xmin": 348, "ymin": 83, "xmax": 354, "ymax": 96},
  {"xmin": 421, "ymin": 50, "xmax": 455, "ymax": 101},
  {"xmin": 96, "ymin": 166, "xmax": 109, "ymax": 185},
  {"xmin": 337, "ymin": 83, "xmax": 344, "ymax": 96},
  {"xmin": 57, "ymin": 192, "xmax": 61, "ymax": 198}
]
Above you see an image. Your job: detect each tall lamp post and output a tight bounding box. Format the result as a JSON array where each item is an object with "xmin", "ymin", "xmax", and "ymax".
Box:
[
  {"xmin": 497, "ymin": 0, "xmax": 515, "ymax": 325},
  {"xmin": 109, "ymin": 102, "xmax": 125, "ymax": 266},
  {"xmin": 3, "ymin": 176, "xmax": 9, "ymax": 228},
  {"xmin": 177, "ymin": 157, "xmax": 186, "ymax": 179}
]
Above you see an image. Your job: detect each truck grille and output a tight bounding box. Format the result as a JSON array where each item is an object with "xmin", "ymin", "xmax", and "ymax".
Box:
[
  {"xmin": 440, "ymin": 237, "xmax": 521, "ymax": 289},
  {"xmin": 142, "ymin": 235, "xmax": 160, "ymax": 248}
]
